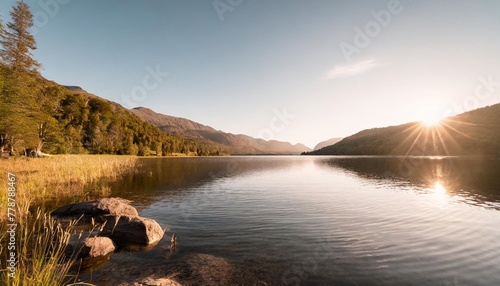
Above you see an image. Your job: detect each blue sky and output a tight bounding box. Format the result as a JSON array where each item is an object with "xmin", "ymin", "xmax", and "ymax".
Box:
[{"xmin": 1, "ymin": 0, "xmax": 500, "ymax": 148}]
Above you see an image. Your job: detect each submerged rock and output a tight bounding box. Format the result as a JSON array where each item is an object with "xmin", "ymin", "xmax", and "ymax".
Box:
[
  {"xmin": 178, "ymin": 254, "xmax": 234, "ymax": 286},
  {"xmin": 101, "ymin": 215, "xmax": 164, "ymax": 245},
  {"xmin": 51, "ymin": 198, "xmax": 139, "ymax": 218},
  {"xmin": 118, "ymin": 276, "xmax": 182, "ymax": 286},
  {"xmin": 82, "ymin": 237, "xmax": 116, "ymax": 258},
  {"xmin": 67, "ymin": 235, "xmax": 116, "ymax": 259}
]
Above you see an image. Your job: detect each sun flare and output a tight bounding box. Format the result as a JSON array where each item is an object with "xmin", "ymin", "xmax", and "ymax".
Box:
[
  {"xmin": 418, "ymin": 97, "xmax": 447, "ymax": 127},
  {"xmin": 420, "ymin": 110, "xmax": 445, "ymax": 127},
  {"xmin": 421, "ymin": 116, "xmax": 443, "ymax": 127}
]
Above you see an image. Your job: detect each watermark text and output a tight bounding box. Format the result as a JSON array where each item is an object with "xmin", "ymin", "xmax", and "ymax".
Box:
[{"xmin": 6, "ymin": 172, "xmax": 17, "ymax": 279}]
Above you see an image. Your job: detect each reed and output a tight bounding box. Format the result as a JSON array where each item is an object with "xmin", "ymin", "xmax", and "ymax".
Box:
[
  {"xmin": 0, "ymin": 155, "xmax": 140, "ymax": 285},
  {"xmin": 1, "ymin": 209, "xmax": 78, "ymax": 285},
  {"xmin": 0, "ymin": 155, "xmax": 139, "ymax": 216}
]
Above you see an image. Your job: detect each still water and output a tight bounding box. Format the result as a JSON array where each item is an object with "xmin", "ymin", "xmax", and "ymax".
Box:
[{"xmin": 77, "ymin": 156, "xmax": 500, "ymax": 285}]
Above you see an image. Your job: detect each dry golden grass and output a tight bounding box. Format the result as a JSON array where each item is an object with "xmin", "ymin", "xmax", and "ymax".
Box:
[
  {"xmin": 3, "ymin": 210, "xmax": 78, "ymax": 286},
  {"xmin": 0, "ymin": 155, "xmax": 139, "ymax": 217},
  {"xmin": 0, "ymin": 155, "xmax": 140, "ymax": 285}
]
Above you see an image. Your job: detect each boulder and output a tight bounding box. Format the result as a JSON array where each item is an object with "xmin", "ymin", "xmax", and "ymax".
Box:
[
  {"xmin": 102, "ymin": 215, "xmax": 164, "ymax": 245},
  {"xmin": 67, "ymin": 235, "xmax": 115, "ymax": 259},
  {"xmin": 52, "ymin": 198, "xmax": 139, "ymax": 218},
  {"xmin": 82, "ymin": 237, "xmax": 116, "ymax": 258},
  {"xmin": 53, "ymin": 198, "xmax": 164, "ymax": 250}
]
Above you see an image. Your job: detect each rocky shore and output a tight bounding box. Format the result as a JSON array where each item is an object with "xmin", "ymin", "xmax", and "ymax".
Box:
[
  {"xmin": 52, "ymin": 198, "xmax": 244, "ymax": 286},
  {"xmin": 52, "ymin": 198, "xmax": 175, "ymax": 285}
]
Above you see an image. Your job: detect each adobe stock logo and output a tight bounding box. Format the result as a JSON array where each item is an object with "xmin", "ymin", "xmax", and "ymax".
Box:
[
  {"xmin": 213, "ymin": 0, "xmax": 243, "ymax": 21},
  {"xmin": 120, "ymin": 65, "xmax": 169, "ymax": 109},
  {"xmin": 442, "ymin": 75, "xmax": 500, "ymax": 118},
  {"xmin": 258, "ymin": 107, "xmax": 296, "ymax": 141},
  {"xmin": 32, "ymin": 0, "xmax": 71, "ymax": 35},
  {"xmin": 339, "ymin": 0, "xmax": 407, "ymax": 63}
]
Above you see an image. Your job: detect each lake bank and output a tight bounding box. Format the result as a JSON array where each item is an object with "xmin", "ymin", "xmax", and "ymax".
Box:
[{"xmin": 0, "ymin": 155, "xmax": 142, "ymax": 285}]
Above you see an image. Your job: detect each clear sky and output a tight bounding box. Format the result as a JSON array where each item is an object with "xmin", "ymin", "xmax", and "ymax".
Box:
[{"xmin": 1, "ymin": 0, "xmax": 499, "ymax": 148}]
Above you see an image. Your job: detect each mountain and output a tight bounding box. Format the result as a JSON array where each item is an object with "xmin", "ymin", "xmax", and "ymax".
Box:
[
  {"xmin": 304, "ymin": 104, "xmax": 500, "ymax": 156},
  {"xmin": 63, "ymin": 86, "xmax": 87, "ymax": 93},
  {"xmin": 131, "ymin": 107, "xmax": 311, "ymax": 155},
  {"xmin": 314, "ymin": 138, "xmax": 343, "ymax": 150},
  {"xmin": 0, "ymin": 64, "xmax": 222, "ymax": 156}
]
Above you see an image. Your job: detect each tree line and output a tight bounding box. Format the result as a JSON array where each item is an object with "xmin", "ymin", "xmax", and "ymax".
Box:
[{"xmin": 0, "ymin": 1, "xmax": 223, "ymax": 156}]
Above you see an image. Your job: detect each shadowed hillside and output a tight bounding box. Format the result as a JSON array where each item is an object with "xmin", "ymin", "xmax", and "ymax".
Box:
[
  {"xmin": 304, "ymin": 104, "xmax": 500, "ymax": 156},
  {"xmin": 314, "ymin": 138, "xmax": 343, "ymax": 150}
]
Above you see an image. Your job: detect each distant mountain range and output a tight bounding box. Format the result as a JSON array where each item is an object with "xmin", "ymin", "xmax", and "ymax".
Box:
[
  {"xmin": 313, "ymin": 138, "xmax": 343, "ymax": 150},
  {"xmin": 131, "ymin": 107, "xmax": 311, "ymax": 155},
  {"xmin": 305, "ymin": 103, "xmax": 500, "ymax": 156}
]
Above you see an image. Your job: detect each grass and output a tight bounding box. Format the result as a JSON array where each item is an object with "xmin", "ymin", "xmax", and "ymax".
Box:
[
  {"xmin": 0, "ymin": 155, "xmax": 139, "ymax": 215},
  {"xmin": 0, "ymin": 155, "xmax": 140, "ymax": 286},
  {"xmin": 3, "ymin": 210, "xmax": 77, "ymax": 286}
]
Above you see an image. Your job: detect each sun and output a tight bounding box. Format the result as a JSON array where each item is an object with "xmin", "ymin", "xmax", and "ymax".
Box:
[
  {"xmin": 421, "ymin": 115, "xmax": 443, "ymax": 127},
  {"xmin": 419, "ymin": 107, "xmax": 445, "ymax": 127},
  {"xmin": 418, "ymin": 95, "xmax": 447, "ymax": 127}
]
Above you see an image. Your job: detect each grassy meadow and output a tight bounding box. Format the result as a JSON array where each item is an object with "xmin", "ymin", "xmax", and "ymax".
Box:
[{"xmin": 0, "ymin": 155, "xmax": 141, "ymax": 285}]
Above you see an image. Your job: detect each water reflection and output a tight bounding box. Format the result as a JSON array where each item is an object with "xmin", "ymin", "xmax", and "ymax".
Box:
[
  {"xmin": 432, "ymin": 182, "xmax": 447, "ymax": 196},
  {"xmin": 316, "ymin": 156, "xmax": 500, "ymax": 210},
  {"xmin": 72, "ymin": 156, "xmax": 500, "ymax": 285},
  {"xmin": 103, "ymin": 157, "xmax": 299, "ymax": 207}
]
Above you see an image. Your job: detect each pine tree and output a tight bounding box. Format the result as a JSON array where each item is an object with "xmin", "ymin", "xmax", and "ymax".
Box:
[
  {"xmin": 0, "ymin": 13, "xmax": 5, "ymax": 41},
  {"xmin": 0, "ymin": 13, "xmax": 6, "ymax": 66},
  {"xmin": 0, "ymin": 1, "xmax": 40, "ymax": 72}
]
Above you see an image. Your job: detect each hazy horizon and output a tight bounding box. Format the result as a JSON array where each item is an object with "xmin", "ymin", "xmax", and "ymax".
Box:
[{"xmin": 1, "ymin": 0, "xmax": 499, "ymax": 148}]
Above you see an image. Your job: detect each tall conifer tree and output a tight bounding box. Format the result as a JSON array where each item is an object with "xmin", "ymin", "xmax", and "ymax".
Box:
[
  {"xmin": 0, "ymin": 0, "xmax": 40, "ymax": 72},
  {"xmin": 0, "ymin": 14, "xmax": 5, "ymax": 44}
]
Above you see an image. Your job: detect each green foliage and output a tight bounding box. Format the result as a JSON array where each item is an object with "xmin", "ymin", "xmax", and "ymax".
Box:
[
  {"xmin": 0, "ymin": 63, "xmax": 223, "ymax": 156},
  {"xmin": 304, "ymin": 104, "xmax": 500, "ymax": 157}
]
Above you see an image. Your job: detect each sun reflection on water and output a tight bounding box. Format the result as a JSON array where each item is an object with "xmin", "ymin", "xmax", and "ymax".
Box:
[
  {"xmin": 433, "ymin": 182, "xmax": 446, "ymax": 195},
  {"xmin": 431, "ymin": 181, "xmax": 448, "ymax": 203}
]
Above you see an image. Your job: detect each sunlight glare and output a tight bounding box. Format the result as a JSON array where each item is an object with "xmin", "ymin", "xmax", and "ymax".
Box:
[
  {"xmin": 433, "ymin": 182, "xmax": 446, "ymax": 195},
  {"xmin": 421, "ymin": 113, "xmax": 444, "ymax": 127},
  {"xmin": 418, "ymin": 96, "xmax": 446, "ymax": 127},
  {"xmin": 428, "ymin": 181, "xmax": 449, "ymax": 206},
  {"xmin": 421, "ymin": 117, "xmax": 441, "ymax": 127}
]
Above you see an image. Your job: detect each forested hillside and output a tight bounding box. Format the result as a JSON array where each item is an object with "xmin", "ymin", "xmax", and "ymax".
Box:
[
  {"xmin": 0, "ymin": 2, "xmax": 222, "ymax": 157},
  {"xmin": 0, "ymin": 65, "xmax": 223, "ymax": 156},
  {"xmin": 304, "ymin": 104, "xmax": 500, "ymax": 156}
]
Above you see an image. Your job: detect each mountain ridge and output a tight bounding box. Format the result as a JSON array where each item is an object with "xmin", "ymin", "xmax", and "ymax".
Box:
[
  {"xmin": 131, "ymin": 107, "xmax": 311, "ymax": 155},
  {"xmin": 304, "ymin": 103, "xmax": 500, "ymax": 156},
  {"xmin": 314, "ymin": 137, "xmax": 343, "ymax": 150}
]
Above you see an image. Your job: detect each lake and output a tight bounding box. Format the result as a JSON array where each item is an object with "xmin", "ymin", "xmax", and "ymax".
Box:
[{"xmin": 76, "ymin": 156, "xmax": 500, "ymax": 285}]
